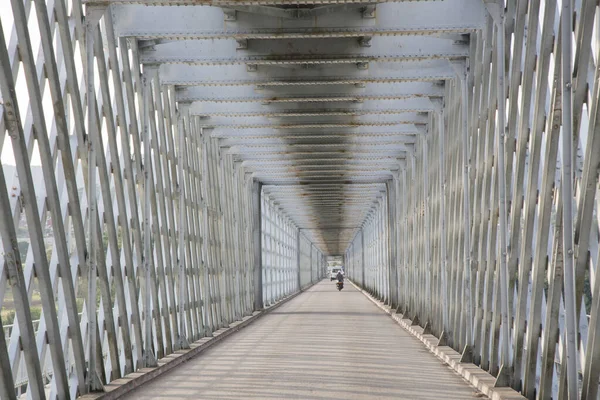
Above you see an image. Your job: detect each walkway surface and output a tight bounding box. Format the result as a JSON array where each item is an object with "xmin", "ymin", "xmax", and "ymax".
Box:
[{"xmin": 125, "ymin": 281, "xmax": 483, "ymax": 399}]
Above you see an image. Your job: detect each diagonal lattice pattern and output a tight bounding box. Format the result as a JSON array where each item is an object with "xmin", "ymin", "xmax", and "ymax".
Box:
[{"xmin": 1, "ymin": 0, "xmax": 600, "ymax": 399}]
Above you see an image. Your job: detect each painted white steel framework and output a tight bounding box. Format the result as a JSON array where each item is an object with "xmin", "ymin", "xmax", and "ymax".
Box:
[{"xmin": 0, "ymin": 0, "xmax": 599, "ymax": 399}]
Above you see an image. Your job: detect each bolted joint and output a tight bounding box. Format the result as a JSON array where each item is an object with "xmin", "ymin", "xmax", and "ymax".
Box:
[
  {"xmin": 222, "ymin": 8, "xmax": 236, "ymax": 20},
  {"xmin": 358, "ymin": 36, "xmax": 372, "ymax": 47},
  {"xmin": 236, "ymin": 39, "xmax": 248, "ymax": 50}
]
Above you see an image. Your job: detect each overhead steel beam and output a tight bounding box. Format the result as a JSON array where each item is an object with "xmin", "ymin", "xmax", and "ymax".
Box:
[
  {"xmin": 204, "ymin": 112, "xmax": 430, "ymax": 126},
  {"xmin": 106, "ymin": 2, "xmax": 485, "ymax": 38},
  {"xmin": 242, "ymin": 160, "xmax": 404, "ymax": 169},
  {"xmin": 228, "ymin": 142, "xmax": 411, "ymax": 153},
  {"xmin": 180, "ymin": 84, "xmax": 443, "ymax": 103},
  {"xmin": 265, "ymin": 184, "xmax": 384, "ymax": 194},
  {"xmin": 221, "ymin": 136, "xmax": 417, "ymax": 146},
  {"xmin": 206, "ymin": 121, "xmax": 426, "ymax": 137},
  {"xmin": 159, "ymin": 61, "xmax": 455, "ymax": 86},
  {"xmin": 188, "ymin": 104, "xmax": 433, "ymax": 119},
  {"xmin": 138, "ymin": 36, "xmax": 468, "ymax": 64}
]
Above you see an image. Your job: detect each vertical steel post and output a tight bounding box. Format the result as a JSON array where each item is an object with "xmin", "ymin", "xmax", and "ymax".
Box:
[
  {"xmin": 142, "ymin": 65, "xmax": 158, "ymax": 368},
  {"xmin": 297, "ymin": 229, "xmax": 302, "ymax": 291},
  {"xmin": 85, "ymin": 8, "xmax": 106, "ymax": 390},
  {"xmin": 252, "ymin": 180, "xmax": 264, "ymax": 310},
  {"xmin": 560, "ymin": 0, "xmax": 579, "ymax": 397},
  {"xmin": 401, "ymin": 167, "xmax": 409, "ymax": 314},
  {"xmin": 423, "ymin": 126, "xmax": 432, "ymax": 327},
  {"xmin": 457, "ymin": 61, "xmax": 474, "ymax": 354},
  {"xmin": 310, "ymin": 245, "xmax": 314, "ymax": 283},
  {"xmin": 361, "ymin": 227, "xmax": 366, "ymax": 288},
  {"xmin": 177, "ymin": 104, "xmax": 190, "ymax": 349},
  {"xmin": 395, "ymin": 170, "xmax": 403, "ymax": 309},
  {"xmin": 493, "ymin": 9, "xmax": 512, "ymax": 371},
  {"xmin": 387, "ymin": 179, "xmax": 399, "ymax": 308},
  {"xmin": 437, "ymin": 110, "xmax": 450, "ymax": 338}
]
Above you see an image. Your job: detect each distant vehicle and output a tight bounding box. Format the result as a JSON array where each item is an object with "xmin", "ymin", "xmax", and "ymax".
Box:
[{"xmin": 330, "ymin": 267, "xmax": 342, "ymax": 281}]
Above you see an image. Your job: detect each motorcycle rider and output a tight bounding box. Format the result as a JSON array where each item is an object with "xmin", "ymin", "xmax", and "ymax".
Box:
[{"xmin": 336, "ymin": 270, "xmax": 344, "ymax": 282}]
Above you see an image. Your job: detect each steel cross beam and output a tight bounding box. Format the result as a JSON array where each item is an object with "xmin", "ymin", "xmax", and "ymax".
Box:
[
  {"xmin": 104, "ymin": 2, "xmax": 486, "ymax": 38},
  {"xmin": 159, "ymin": 61, "xmax": 456, "ymax": 86},
  {"xmin": 204, "ymin": 113, "xmax": 429, "ymax": 127},
  {"xmin": 138, "ymin": 36, "xmax": 469, "ymax": 65},
  {"xmin": 179, "ymin": 84, "xmax": 444, "ymax": 104}
]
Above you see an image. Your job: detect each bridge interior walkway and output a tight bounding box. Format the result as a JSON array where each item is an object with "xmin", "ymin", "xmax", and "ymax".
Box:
[
  {"xmin": 121, "ymin": 281, "xmax": 484, "ymax": 400},
  {"xmin": 0, "ymin": 0, "xmax": 599, "ymax": 399}
]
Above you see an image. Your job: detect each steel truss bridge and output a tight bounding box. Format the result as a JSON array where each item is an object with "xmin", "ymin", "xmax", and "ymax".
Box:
[{"xmin": 0, "ymin": 0, "xmax": 599, "ymax": 399}]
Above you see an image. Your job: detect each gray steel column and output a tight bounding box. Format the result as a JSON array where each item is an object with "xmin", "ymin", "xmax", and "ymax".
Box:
[
  {"xmin": 177, "ymin": 104, "xmax": 190, "ymax": 350},
  {"xmin": 486, "ymin": 5, "xmax": 511, "ymax": 375},
  {"xmin": 361, "ymin": 228, "xmax": 366, "ymax": 288},
  {"xmin": 460, "ymin": 66, "xmax": 474, "ymax": 351},
  {"xmin": 310, "ymin": 245, "xmax": 314, "ymax": 283},
  {"xmin": 142, "ymin": 65, "xmax": 158, "ymax": 368},
  {"xmin": 387, "ymin": 179, "xmax": 399, "ymax": 309},
  {"xmin": 437, "ymin": 109, "xmax": 450, "ymax": 338},
  {"xmin": 452, "ymin": 60, "xmax": 474, "ymax": 355},
  {"xmin": 252, "ymin": 180, "xmax": 264, "ymax": 310},
  {"xmin": 423, "ymin": 125, "xmax": 432, "ymax": 327},
  {"xmin": 297, "ymin": 229, "xmax": 302, "ymax": 291},
  {"xmin": 85, "ymin": 6, "xmax": 107, "ymax": 390},
  {"xmin": 560, "ymin": 0, "xmax": 578, "ymax": 396}
]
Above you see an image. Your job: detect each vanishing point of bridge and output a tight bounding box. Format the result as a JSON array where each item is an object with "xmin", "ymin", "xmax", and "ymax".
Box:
[{"xmin": 0, "ymin": 0, "xmax": 599, "ymax": 399}]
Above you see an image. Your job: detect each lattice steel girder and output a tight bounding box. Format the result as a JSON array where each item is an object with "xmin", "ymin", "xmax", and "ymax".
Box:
[
  {"xmin": 284, "ymin": 214, "xmax": 376, "ymax": 220},
  {"xmin": 267, "ymin": 190, "xmax": 385, "ymax": 197},
  {"xmin": 289, "ymin": 203, "xmax": 379, "ymax": 209},
  {"xmin": 228, "ymin": 142, "xmax": 411, "ymax": 154},
  {"xmin": 264, "ymin": 183, "xmax": 385, "ymax": 189},
  {"xmin": 260, "ymin": 178, "xmax": 391, "ymax": 185},
  {"xmin": 203, "ymin": 111, "xmax": 431, "ymax": 126},
  {"xmin": 181, "ymin": 84, "xmax": 443, "ymax": 104},
  {"xmin": 266, "ymin": 185, "xmax": 385, "ymax": 192},
  {"xmin": 254, "ymin": 168, "xmax": 396, "ymax": 175},
  {"xmin": 139, "ymin": 36, "xmax": 468, "ymax": 64},
  {"xmin": 256, "ymin": 175, "xmax": 395, "ymax": 182},
  {"xmin": 267, "ymin": 195, "xmax": 382, "ymax": 201},
  {"xmin": 226, "ymin": 130, "xmax": 418, "ymax": 140},
  {"xmin": 255, "ymin": 173, "xmax": 399, "ymax": 180},
  {"xmin": 207, "ymin": 120, "xmax": 427, "ymax": 137},
  {"xmin": 271, "ymin": 197, "xmax": 382, "ymax": 202},
  {"xmin": 242, "ymin": 159, "xmax": 403, "ymax": 168},
  {"xmin": 106, "ymin": 2, "xmax": 485, "ymax": 37},
  {"xmin": 220, "ymin": 135, "xmax": 417, "ymax": 147},
  {"xmin": 229, "ymin": 146, "xmax": 410, "ymax": 157},
  {"xmin": 189, "ymin": 103, "xmax": 433, "ymax": 119},
  {"xmin": 278, "ymin": 202, "xmax": 379, "ymax": 208},
  {"xmin": 160, "ymin": 61, "xmax": 454, "ymax": 86}
]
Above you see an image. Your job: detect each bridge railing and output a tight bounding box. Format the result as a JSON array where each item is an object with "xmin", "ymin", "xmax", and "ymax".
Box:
[
  {"xmin": 0, "ymin": 1, "xmax": 329, "ymax": 398},
  {"xmin": 347, "ymin": 1, "xmax": 600, "ymax": 398}
]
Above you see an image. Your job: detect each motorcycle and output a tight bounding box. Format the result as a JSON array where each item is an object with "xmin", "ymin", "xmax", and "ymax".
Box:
[{"xmin": 336, "ymin": 281, "xmax": 344, "ymax": 291}]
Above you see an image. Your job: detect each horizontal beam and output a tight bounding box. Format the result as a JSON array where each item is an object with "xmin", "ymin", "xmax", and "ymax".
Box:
[
  {"xmin": 229, "ymin": 142, "xmax": 411, "ymax": 152},
  {"xmin": 206, "ymin": 118, "xmax": 427, "ymax": 133},
  {"xmin": 108, "ymin": 2, "xmax": 485, "ymax": 38},
  {"xmin": 259, "ymin": 178, "xmax": 390, "ymax": 184},
  {"xmin": 244, "ymin": 159, "xmax": 403, "ymax": 168},
  {"xmin": 160, "ymin": 60, "xmax": 455, "ymax": 86},
  {"xmin": 139, "ymin": 36, "xmax": 468, "ymax": 64},
  {"xmin": 221, "ymin": 136, "xmax": 417, "ymax": 146},
  {"xmin": 205, "ymin": 112, "xmax": 429, "ymax": 126},
  {"xmin": 180, "ymin": 83, "xmax": 443, "ymax": 103}
]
